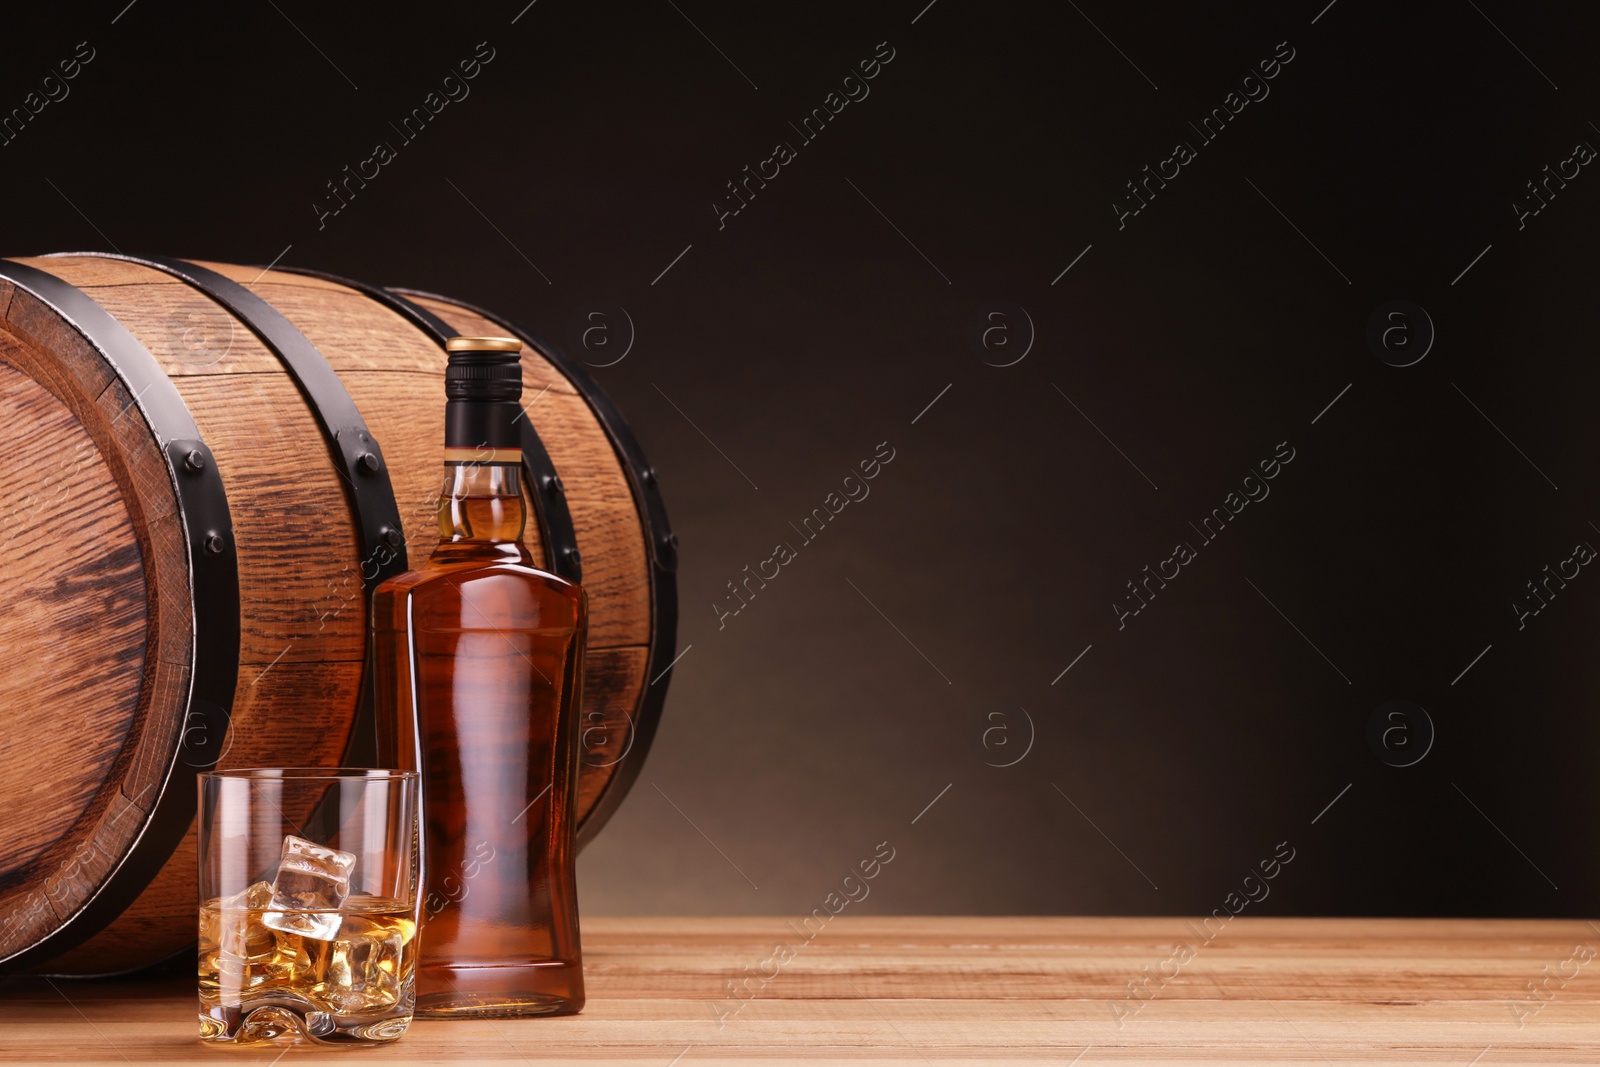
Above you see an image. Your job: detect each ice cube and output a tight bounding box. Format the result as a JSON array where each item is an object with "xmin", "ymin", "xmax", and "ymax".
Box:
[
  {"xmin": 317, "ymin": 913, "xmax": 416, "ymax": 1015},
  {"xmin": 273, "ymin": 924, "xmax": 333, "ymax": 985},
  {"xmin": 201, "ymin": 880, "xmax": 279, "ymax": 989},
  {"xmin": 261, "ymin": 835, "xmax": 357, "ymax": 941},
  {"xmin": 199, "ymin": 881, "xmax": 275, "ymax": 956}
]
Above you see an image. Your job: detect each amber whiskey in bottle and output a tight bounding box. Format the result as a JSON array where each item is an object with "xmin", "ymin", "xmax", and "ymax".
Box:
[{"xmin": 373, "ymin": 336, "xmax": 586, "ymax": 1017}]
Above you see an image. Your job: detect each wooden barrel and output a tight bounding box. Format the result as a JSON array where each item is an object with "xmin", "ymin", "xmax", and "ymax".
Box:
[{"xmin": 0, "ymin": 254, "xmax": 677, "ymax": 976}]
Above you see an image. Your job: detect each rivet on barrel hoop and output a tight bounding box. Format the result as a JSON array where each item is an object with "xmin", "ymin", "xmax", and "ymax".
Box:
[
  {"xmin": 203, "ymin": 533, "xmax": 226, "ymax": 556},
  {"xmin": 358, "ymin": 452, "xmax": 382, "ymax": 473}
]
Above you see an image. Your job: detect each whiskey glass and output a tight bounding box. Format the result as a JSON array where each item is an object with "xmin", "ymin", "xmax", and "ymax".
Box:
[{"xmin": 197, "ymin": 768, "xmax": 419, "ymax": 1045}]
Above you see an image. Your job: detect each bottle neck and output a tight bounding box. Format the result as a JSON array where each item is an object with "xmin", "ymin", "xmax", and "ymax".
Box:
[
  {"xmin": 437, "ymin": 462, "xmax": 526, "ymax": 545},
  {"xmin": 439, "ymin": 393, "xmax": 526, "ymax": 547}
]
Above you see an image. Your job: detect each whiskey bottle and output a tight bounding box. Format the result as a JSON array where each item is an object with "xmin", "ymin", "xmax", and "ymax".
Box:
[{"xmin": 373, "ymin": 336, "xmax": 587, "ymax": 1017}]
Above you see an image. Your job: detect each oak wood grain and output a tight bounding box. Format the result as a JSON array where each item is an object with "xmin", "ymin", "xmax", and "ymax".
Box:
[
  {"xmin": 3, "ymin": 917, "xmax": 1599, "ymax": 1064},
  {"xmin": 0, "ymin": 289, "xmax": 193, "ymax": 968},
  {"xmin": 0, "ymin": 360, "xmax": 144, "ymax": 879}
]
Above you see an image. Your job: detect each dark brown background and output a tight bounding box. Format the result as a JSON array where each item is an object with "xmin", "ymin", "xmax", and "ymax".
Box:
[{"xmin": 3, "ymin": 1, "xmax": 1596, "ymax": 918}]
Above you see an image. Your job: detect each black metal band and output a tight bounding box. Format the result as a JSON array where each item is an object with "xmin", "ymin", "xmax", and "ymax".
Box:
[
  {"xmin": 390, "ymin": 288, "xmax": 678, "ymax": 850},
  {"xmin": 0, "ymin": 259, "xmax": 240, "ymax": 973},
  {"xmin": 65, "ymin": 254, "xmax": 410, "ymax": 590},
  {"xmin": 276, "ymin": 267, "xmax": 583, "ymax": 583}
]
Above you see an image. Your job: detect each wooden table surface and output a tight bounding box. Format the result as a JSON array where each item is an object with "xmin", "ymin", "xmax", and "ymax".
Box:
[{"xmin": 2, "ymin": 917, "xmax": 1597, "ymax": 1064}]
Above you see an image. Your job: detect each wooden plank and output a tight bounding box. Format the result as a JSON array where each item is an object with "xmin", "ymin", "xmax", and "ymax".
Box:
[
  {"xmin": 0, "ymin": 361, "xmax": 144, "ymax": 881},
  {"xmin": 224, "ymin": 277, "xmax": 455, "ymax": 376},
  {"xmin": 196, "ymin": 262, "xmax": 352, "ymax": 294},
  {"xmin": 4, "ymin": 918, "xmax": 1600, "ymax": 1062},
  {"xmin": 10, "ymin": 257, "xmax": 194, "ymax": 292},
  {"xmin": 169, "ymin": 371, "xmax": 367, "ymax": 663}
]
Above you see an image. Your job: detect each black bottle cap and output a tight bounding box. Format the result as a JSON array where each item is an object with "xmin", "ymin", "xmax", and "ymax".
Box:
[
  {"xmin": 445, "ymin": 336, "xmax": 523, "ymax": 402},
  {"xmin": 445, "ymin": 337, "xmax": 523, "ymax": 451}
]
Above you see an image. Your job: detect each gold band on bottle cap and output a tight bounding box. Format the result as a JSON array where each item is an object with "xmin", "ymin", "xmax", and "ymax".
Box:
[{"xmin": 446, "ymin": 336, "xmax": 523, "ymax": 353}]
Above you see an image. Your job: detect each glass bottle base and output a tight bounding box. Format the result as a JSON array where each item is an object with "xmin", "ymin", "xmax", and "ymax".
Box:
[{"xmin": 415, "ymin": 959, "xmax": 585, "ymax": 1018}]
